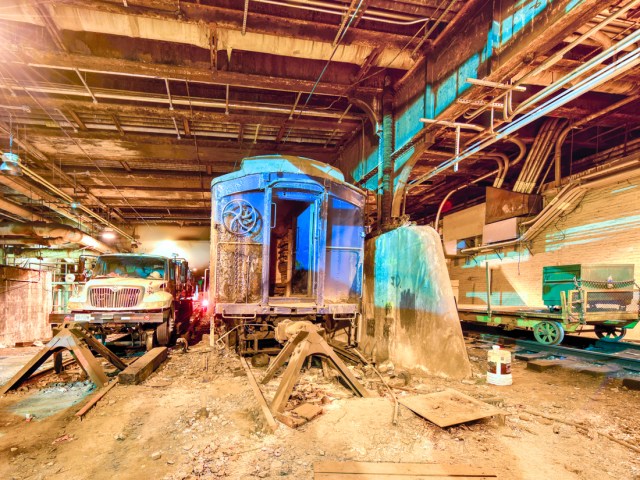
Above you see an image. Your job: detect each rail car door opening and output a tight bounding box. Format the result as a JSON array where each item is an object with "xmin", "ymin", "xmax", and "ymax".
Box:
[{"xmin": 269, "ymin": 189, "xmax": 319, "ymax": 300}]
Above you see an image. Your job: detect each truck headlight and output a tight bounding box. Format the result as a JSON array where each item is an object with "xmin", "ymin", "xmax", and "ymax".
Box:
[{"xmin": 67, "ymin": 301, "xmax": 84, "ymax": 311}]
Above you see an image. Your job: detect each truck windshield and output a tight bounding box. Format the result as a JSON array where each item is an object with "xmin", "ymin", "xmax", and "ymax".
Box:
[{"xmin": 93, "ymin": 256, "xmax": 166, "ymax": 279}]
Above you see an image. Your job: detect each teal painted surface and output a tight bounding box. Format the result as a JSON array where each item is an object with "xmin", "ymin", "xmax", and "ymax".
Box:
[
  {"xmin": 545, "ymin": 214, "xmax": 640, "ymax": 252},
  {"xmin": 466, "ymin": 291, "xmax": 526, "ymax": 306},
  {"xmin": 351, "ymin": 148, "xmax": 380, "ymax": 191},
  {"xmin": 388, "ymin": 0, "xmax": 586, "ymax": 197},
  {"xmin": 462, "ymin": 249, "xmax": 531, "ymax": 268}
]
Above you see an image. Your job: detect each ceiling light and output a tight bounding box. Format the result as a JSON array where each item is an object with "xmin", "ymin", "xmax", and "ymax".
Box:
[
  {"xmin": 0, "ymin": 152, "xmax": 23, "ymax": 177},
  {"xmin": 102, "ymin": 227, "xmax": 116, "ymax": 240}
]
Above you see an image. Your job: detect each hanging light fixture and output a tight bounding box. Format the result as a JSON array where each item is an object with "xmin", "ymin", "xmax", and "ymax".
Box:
[
  {"xmin": 101, "ymin": 227, "xmax": 116, "ymax": 240},
  {"xmin": 1, "ymin": 116, "xmax": 22, "ymax": 176}
]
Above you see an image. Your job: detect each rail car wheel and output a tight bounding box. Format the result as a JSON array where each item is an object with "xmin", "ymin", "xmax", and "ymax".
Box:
[
  {"xmin": 533, "ymin": 321, "xmax": 565, "ymax": 345},
  {"xmin": 594, "ymin": 325, "xmax": 627, "ymax": 342}
]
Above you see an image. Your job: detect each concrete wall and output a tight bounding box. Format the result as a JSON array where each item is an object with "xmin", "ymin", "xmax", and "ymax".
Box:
[
  {"xmin": 361, "ymin": 225, "xmax": 471, "ymax": 379},
  {"xmin": 0, "ymin": 266, "xmax": 52, "ymax": 346},
  {"xmin": 449, "ymin": 173, "xmax": 640, "ymax": 339}
]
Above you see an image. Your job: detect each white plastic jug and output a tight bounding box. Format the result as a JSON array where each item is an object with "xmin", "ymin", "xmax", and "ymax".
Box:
[{"xmin": 487, "ymin": 345, "xmax": 512, "ymax": 386}]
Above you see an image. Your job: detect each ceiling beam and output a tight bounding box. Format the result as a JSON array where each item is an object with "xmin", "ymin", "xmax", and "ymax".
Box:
[
  {"xmin": 1, "ymin": 95, "xmax": 359, "ymax": 133},
  {"xmin": 0, "ymin": 121, "xmax": 124, "ymax": 222},
  {"xmin": 1, "ymin": 45, "xmax": 382, "ymax": 97}
]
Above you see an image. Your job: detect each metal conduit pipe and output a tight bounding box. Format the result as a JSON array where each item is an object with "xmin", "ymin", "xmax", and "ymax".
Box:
[
  {"xmin": 0, "ymin": 222, "xmax": 114, "ymax": 253},
  {"xmin": 513, "ymin": 118, "xmax": 556, "ymax": 192},
  {"xmin": 411, "ymin": 38, "xmax": 640, "ymax": 187},
  {"xmin": 505, "ymin": 26, "xmax": 640, "ymax": 120},
  {"xmin": 433, "ymin": 169, "xmax": 498, "ymax": 229},
  {"xmin": 553, "ymin": 94, "xmax": 640, "ymax": 187},
  {"xmin": 525, "ymin": 120, "xmax": 567, "ymax": 193},
  {"xmin": 253, "ymin": 0, "xmax": 432, "ymax": 25},
  {"xmin": 464, "ymin": 0, "xmax": 640, "ymax": 122},
  {"xmin": 523, "ymin": 165, "xmax": 640, "ymax": 238},
  {"xmin": 422, "ymin": 149, "xmax": 505, "ymax": 186},
  {"xmin": 433, "ymin": 140, "xmax": 524, "ymax": 229}
]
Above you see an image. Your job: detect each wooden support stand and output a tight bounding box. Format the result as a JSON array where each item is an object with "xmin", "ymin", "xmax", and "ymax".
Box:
[
  {"xmin": 261, "ymin": 325, "xmax": 371, "ymax": 414},
  {"xmin": 0, "ymin": 323, "xmax": 125, "ymax": 395}
]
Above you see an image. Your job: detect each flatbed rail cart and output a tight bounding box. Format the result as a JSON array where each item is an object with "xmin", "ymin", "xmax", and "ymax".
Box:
[{"xmin": 457, "ymin": 264, "xmax": 639, "ymax": 345}]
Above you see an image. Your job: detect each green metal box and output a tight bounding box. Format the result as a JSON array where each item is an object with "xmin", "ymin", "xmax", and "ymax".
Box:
[{"xmin": 542, "ymin": 264, "xmax": 635, "ymax": 308}]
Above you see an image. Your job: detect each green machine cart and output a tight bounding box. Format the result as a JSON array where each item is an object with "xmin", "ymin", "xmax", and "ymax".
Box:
[{"xmin": 458, "ymin": 264, "xmax": 639, "ymax": 345}]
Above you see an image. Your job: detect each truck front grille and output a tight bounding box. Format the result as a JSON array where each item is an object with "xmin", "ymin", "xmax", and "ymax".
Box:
[{"xmin": 88, "ymin": 287, "xmax": 143, "ymax": 309}]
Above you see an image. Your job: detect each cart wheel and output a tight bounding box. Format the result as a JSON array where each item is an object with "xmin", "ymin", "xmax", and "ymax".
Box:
[
  {"xmin": 533, "ymin": 321, "xmax": 565, "ymax": 345},
  {"xmin": 594, "ymin": 325, "xmax": 627, "ymax": 342}
]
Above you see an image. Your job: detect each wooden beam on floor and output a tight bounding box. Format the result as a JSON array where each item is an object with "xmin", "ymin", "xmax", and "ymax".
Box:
[
  {"xmin": 118, "ymin": 347, "xmax": 168, "ymax": 385},
  {"xmin": 240, "ymin": 357, "xmax": 278, "ymax": 433}
]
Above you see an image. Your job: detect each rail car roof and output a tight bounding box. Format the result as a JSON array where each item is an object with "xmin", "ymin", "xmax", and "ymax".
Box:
[{"xmin": 211, "ymin": 154, "xmax": 347, "ymax": 186}]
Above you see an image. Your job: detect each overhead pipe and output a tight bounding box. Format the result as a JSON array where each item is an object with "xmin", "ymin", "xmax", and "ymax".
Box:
[
  {"xmin": 433, "ymin": 137, "xmax": 525, "ymax": 227},
  {"xmin": 516, "ymin": 118, "xmax": 567, "ymax": 194},
  {"xmin": 433, "ymin": 169, "xmax": 498, "ymax": 229},
  {"xmin": 464, "ymin": 0, "xmax": 640, "ymax": 122},
  {"xmin": 0, "ymin": 222, "xmax": 114, "ymax": 253},
  {"xmin": 410, "ymin": 34, "xmax": 640, "ymax": 187},
  {"xmin": 553, "ymin": 94, "xmax": 640, "ymax": 187},
  {"xmin": 503, "ymin": 25, "xmax": 640, "ymax": 121}
]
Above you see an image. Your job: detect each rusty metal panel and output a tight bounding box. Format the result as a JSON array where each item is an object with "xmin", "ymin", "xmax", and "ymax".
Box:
[{"xmin": 485, "ymin": 187, "xmax": 541, "ymax": 224}]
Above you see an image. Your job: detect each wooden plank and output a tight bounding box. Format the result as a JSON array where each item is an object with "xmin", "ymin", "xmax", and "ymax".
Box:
[
  {"xmin": 75, "ymin": 380, "xmax": 118, "ymax": 418},
  {"xmin": 314, "ymin": 462, "xmax": 497, "ymax": 477},
  {"xmin": 117, "ymin": 347, "xmax": 168, "ymax": 385},
  {"xmin": 292, "ymin": 403, "xmax": 323, "ymax": 421},
  {"xmin": 240, "ymin": 357, "xmax": 279, "ymax": 433},
  {"xmin": 315, "ymin": 474, "xmax": 497, "ymax": 479},
  {"xmin": 399, "ymin": 390, "xmax": 504, "ymax": 428}
]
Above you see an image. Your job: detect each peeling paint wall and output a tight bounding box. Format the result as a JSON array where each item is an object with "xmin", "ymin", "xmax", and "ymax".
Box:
[
  {"xmin": 361, "ymin": 225, "xmax": 471, "ymax": 379},
  {"xmin": 0, "ymin": 266, "xmax": 52, "ymax": 346}
]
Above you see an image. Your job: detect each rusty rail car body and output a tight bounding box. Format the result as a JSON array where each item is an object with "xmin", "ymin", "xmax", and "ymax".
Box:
[{"xmin": 209, "ymin": 155, "xmax": 366, "ymax": 354}]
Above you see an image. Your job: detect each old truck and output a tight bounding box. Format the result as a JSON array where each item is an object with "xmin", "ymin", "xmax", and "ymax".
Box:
[{"xmin": 49, "ymin": 253, "xmax": 193, "ymax": 350}]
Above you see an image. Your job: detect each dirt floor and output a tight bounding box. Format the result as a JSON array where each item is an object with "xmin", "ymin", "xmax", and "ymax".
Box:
[{"xmin": 1, "ymin": 336, "xmax": 639, "ymax": 480}]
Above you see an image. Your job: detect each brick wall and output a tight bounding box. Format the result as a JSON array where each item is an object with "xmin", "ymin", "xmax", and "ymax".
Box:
[
  {"xmin": 448, "ymin": 172, "xmax": 640, "ymax": 339},
  {"xmin": 0, "ymin": 266, "xmax": 52, "ymax": 346}
]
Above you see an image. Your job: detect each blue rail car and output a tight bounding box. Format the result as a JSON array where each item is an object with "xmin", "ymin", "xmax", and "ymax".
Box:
[{"xmin": 209, "ymin": 155, "xmax": 366, "ymax": 354}]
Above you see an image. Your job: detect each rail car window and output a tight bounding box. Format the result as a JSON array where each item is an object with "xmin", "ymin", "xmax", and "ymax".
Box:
[
  {"xmin": 269, "ymin": 190, "xmax": 317, "ymax": 298},
  {"xmin": 325, "ymin": 196, "xmax": 363, "ymax": 303}
]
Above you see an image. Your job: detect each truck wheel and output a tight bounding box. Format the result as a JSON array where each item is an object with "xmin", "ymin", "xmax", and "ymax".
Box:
[{"xmin": 156, "ymin": 308, "xmax": 175, "ymax": 346}]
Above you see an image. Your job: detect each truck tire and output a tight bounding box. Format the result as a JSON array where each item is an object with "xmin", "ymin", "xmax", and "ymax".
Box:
[{"xmin": 156, "ymin": 308, "xmax": 175, "ymax": 346}]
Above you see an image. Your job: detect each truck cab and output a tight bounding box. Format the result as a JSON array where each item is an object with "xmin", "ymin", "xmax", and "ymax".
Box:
[{"xmin": 50, "ymin": 253, "xmax": 193, "ymax": 350}]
